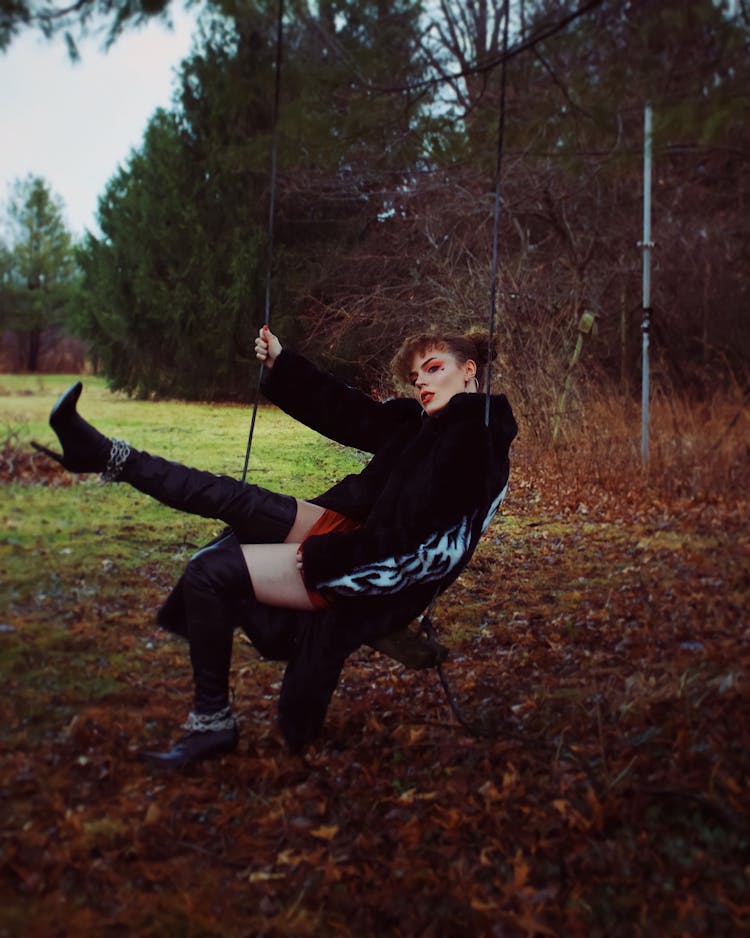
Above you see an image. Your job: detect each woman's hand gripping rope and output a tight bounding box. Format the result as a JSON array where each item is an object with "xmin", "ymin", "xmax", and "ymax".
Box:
[{"xmin": 254, "ymin": 324, "xmax": 283, "ymax": 370}]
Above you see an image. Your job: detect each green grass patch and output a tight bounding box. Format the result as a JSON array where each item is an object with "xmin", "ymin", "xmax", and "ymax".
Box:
[
  {"xmin": 1, "ymin": 375, "xmax": 365, "ymax": 615},
  {"xmin": 0, "ymin": 376, "xmax": 366, "ymax": 749}
]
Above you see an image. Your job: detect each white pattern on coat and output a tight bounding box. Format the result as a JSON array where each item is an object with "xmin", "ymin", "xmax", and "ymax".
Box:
[{"xmin": 320, "ymin": 485, "xmax": 508, "ymax": 597}]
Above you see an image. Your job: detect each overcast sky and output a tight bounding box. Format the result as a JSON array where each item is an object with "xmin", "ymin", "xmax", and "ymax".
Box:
[{"xmin": 0, "ymin": 8, "xmax": 198, "ymax": 240}]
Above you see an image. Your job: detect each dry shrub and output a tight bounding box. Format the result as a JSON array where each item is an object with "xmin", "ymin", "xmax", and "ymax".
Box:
[
  {"xmin": 518, "ymin": 384, "xmax": 750, "ymax": 513},
  {"xmin": 0, "ymin": 428, "xmax": 73, "ymax": 486},
  {"xmin": 647, "ymin": 392, "xmax": 750, "ymax": 499}
]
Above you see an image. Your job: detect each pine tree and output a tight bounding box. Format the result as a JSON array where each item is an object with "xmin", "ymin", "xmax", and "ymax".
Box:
[{"xmin": 1, "ymin": 175, "xmax": 79, "ymax": 371}]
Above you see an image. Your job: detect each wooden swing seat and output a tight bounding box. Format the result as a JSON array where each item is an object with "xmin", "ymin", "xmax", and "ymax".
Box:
[{"xmin": 369, "ymin": 627, "xmax": 449, "ymax": 670}]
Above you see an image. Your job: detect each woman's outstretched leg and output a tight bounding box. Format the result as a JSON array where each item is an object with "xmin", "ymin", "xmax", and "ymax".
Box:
[
  {"xmin": 141, "ymin": 533, "xmax": 250, "ymax": 769},
  {"xmin": 33, "ymin": 382, "xmax": 297, "ymax": 543}
]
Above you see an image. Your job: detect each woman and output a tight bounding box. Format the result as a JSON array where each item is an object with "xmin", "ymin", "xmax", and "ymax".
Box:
[{"xmin": 34, "ymin": 326, "xmax": 517, "ymax": 767}]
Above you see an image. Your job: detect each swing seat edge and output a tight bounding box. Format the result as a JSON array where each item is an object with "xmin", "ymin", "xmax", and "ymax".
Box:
[{"xmin": 368, "ymin": 628, "xmax": 449, "ymax": 670}]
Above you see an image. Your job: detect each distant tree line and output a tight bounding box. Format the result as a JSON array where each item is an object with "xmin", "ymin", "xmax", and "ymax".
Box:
[{"xmin": 1, "ymin": 0, "xmax": 748, "ymax": 420}]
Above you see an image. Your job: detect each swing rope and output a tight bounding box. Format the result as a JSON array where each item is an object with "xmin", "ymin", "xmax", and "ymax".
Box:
[
  {"xmin": 241, "ymin": 0, "xmax": 285, "ymax": 483},
  {"xmin": 485, "ymin": 0, "xmax": 510, "ymax": 428},
  {"xmin": 417, "ymin": 0, "xmax": 511, "ymax": 738}
]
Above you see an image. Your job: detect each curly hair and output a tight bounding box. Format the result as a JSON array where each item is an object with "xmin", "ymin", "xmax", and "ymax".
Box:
[{"xmin": 390, "ymin": 330, "xmax": 499, "ymax": 391}]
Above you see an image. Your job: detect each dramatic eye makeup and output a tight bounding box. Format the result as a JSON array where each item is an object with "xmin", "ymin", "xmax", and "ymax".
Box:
[{"xmin": 408, "ymin": 354, "xmax": 447, "ymax": 386}]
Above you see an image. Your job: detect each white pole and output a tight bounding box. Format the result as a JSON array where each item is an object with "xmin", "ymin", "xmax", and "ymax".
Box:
[{"xmin": 641, "ymin": 103, "xmax": 653, "ymax": 468}]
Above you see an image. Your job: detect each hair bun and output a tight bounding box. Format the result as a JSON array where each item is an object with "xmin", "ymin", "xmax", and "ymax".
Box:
[{"xmin": 464, "ymin": 330, "xmax": 499, "ymax": 368}]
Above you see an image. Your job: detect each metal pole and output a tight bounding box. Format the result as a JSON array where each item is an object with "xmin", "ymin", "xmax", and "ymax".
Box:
[{"xmin": 640, "ymin": 103, "xmax": 653, "ymax": 468}]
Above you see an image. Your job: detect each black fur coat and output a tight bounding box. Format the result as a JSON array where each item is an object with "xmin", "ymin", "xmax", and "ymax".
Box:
[{"xmin": 254, "ymin": 349, "xmax": 517, "ymax": 750}]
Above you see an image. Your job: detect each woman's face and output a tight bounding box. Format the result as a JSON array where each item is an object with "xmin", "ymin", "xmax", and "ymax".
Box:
[{"xmin": 408, "ymin": 347, "xmax": 477, "ymax": 416}]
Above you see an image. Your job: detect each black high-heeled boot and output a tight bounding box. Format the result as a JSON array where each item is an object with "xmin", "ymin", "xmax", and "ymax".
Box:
[
  {"xmin": 32, "ymin": 382, "xmax": 113, "ymax": 473},
  {"xmin": 34, "ymin": 381, "xmax": 297, "ymax": 541},
  {"xmin": 141, "ymin": 534, "xmax": 251, "ymax": 769}
]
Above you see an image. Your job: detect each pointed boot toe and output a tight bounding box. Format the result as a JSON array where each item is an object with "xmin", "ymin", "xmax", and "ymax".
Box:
[
  {"xmin": 140, "ymin": 724, "xmax": 239, "ymax": 770},
  {"xmin": 50, "ymin": 382, "xmax": 83, "ymax": 431}
]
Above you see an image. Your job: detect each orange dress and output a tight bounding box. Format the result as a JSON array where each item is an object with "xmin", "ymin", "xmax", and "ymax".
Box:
[{"xmin": 300, "ymin": 509, "xmax": 360, "ymax": 608}]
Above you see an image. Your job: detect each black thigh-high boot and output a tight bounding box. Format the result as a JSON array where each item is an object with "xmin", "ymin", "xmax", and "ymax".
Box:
[
  {"xmin": 118, "ymin": 452, "xmax": 296, "ymax": 543},
  {"xmin": 141, "ymin": 533, "xmax": 252, "ymax": 769},
  {"xmin": 32, "ymin": 381, "xmax": 297, "ymax": 542}
]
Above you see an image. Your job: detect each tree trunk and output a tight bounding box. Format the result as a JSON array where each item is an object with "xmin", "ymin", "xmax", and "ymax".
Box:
[
  {"xmin": 26, "ymin": 328, "xmax": 41, "ymax": 372},
  {"xmin": 702, "ymin": 259, "xmax": 710, "ymax": 364},
  {"xmin": 620, "ymin": 283, "xmax": 629, "ymax": 394}
]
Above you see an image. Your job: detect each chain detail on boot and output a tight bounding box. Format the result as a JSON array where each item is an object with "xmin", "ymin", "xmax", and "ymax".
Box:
[
  {"xmin": 184, "ymin": 707, "xmax": 236, "ymax": 734},
  {"xmin": 101, "ymin": 438, "xmax": 132, "ymax": 482},
  {"xmin": 140, "ymin": 717, "xmax": 239, "ymax": 769}
]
